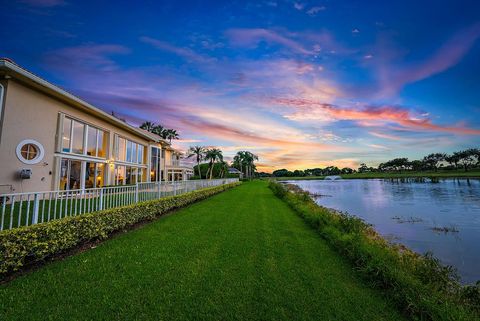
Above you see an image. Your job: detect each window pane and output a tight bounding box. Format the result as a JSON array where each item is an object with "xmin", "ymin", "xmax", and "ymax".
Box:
[
  {"xmin": 138, "ymin": 145, "xmax": 144, "ymax": 164},
  {"xmin": 126, "ymin": 140, "xmax": 133, "ymax": 162},
  {"xmin": 59, "ymin": 159, "xmax": 69, "ymax": 190},
  {"xmin": 117, "ymin": 137, "xmax": 126, "ymax": 161},
  {"xmin": 115, "ymin": 165, "xmax": 125, "ymax": 185},
  {"xmin": 87, "ymin": 126, "xmax": 97, "ymax": 157},
  {"xmin": 72, "ymin": 121, "xmax": 84, "ymax": 154},
  {"xmin": 131, "ymin": 143, "xmax": 137, "ymax": 163},
  {"xmin": 96, "ymin": 163, "xmax": 105, "ymax": 187},
  {"xmin": 62, "ymin": 118, "xmax": 72, "ymax": 152},
  {"xmin": 126, "ymin": 166, "xmax": 133, "ymax": 184},
  {"xmin": 97, "ymin": 130, "xmax": 106, "ymax": 158},
  {"xmin": 85, "ymin": 161, "xmax": 95, "ymax": 189},
  {"xmin": 69, "ymin": 160, "xmax": 82, "ymax": 190}
]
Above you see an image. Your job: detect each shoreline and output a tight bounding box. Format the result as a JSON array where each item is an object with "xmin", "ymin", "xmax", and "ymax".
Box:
[{"xmin": 273, "ymin": 171, "xmax": 480, "ymax": 180}]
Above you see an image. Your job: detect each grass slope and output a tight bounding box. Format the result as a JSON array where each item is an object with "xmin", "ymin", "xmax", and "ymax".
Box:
[{"xmin": 0, "ymin": 181, "xmax": 405, "ymax": 321}]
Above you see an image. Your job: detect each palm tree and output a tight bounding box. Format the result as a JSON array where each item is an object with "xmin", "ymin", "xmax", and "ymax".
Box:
[
  {"xmin": 245, "ymin": 152, "xmax": 258, "ymax": 179},
  {"xmin": 140, "ymin": 121, "xmax": 156, "ymax": 132},
  {"xmin": 233, "ymin": 151, "xmax": 258, "ymax": 179},
  {"xmin": 152, "ymin": 125, "xmax": 165, "ymax": 137},
  {"xmin": 204, "ymin": 148, "xmax": 223, "ymax": 179},
  {"xmin": 188, "ymin": 146, "xmax": 205, "ymax": 178},
  {"xmin": 164, "ymin": 129, "xmax": 179, "ymax": 143}
]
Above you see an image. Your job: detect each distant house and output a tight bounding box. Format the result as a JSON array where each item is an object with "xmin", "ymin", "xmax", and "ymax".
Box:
[
  {"xmin": 228, "ymin": 167, "xmax": 243, "ymax": 178},
  {"xmin": 0, "ymin": 58, "xmax": 193, "ymax": 193}
]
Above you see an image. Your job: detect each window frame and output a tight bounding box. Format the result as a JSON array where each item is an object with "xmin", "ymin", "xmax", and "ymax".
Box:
[{"xmin": 16, "ymin": 139, "xmax": 45, "ymax": 165}]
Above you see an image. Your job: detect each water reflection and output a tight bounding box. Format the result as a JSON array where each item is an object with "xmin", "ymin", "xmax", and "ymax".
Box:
[{"xmin": 288, "ymin": 178, "xmax": 480, "ymax": 284}]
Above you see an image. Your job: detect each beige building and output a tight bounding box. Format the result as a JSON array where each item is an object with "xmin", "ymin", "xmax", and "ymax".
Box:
[{"xmin": 0, "ymin": 58, "xmax": 193, "ymax": 194}]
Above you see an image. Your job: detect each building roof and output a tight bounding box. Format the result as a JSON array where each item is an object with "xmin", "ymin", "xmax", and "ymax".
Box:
[
  {"xmin": 0, "ymin": 58, "xmax": 167, "ymax": 144},
  {"xmin": 228, "ymin": 167, "xmax": 242, "ymax": 174}
]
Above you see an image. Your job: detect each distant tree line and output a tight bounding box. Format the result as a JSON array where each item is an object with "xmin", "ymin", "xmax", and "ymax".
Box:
[{"xmin": 269, "ymin": 148, "xmax": 480, "ymax": 177}]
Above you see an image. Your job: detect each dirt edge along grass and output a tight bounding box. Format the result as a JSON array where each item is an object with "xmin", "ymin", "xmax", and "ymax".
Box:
[{"xmin": 268, "ymin": 180, "xmax": 480, "ymax": 321}]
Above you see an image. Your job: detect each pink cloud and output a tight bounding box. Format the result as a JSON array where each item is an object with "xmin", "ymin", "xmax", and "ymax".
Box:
[
  {"xmin": 140, "ymin": 36, "xmax": 211, "ymax": 62},
  {"xmin": 272, "ymin": 97, "xmax": 480, "ymax": 135},
  {"xmin": 225, "ymin": 28, "xmax": 312, "ymax": 54}
]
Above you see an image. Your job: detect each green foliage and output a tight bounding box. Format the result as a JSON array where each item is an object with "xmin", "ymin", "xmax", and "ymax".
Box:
[
  {"xmin": 0, "ymin": 182, "xmax": 241, "ymax": 277},
  {"xmin": 268, "ymin": 181, "xmax": 479, "ymax": 321}
]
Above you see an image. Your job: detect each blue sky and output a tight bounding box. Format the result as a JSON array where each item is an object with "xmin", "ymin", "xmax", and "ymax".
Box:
[{"xmin": 2, "ymin": 0, "xmax": 480, "ymax": 171}]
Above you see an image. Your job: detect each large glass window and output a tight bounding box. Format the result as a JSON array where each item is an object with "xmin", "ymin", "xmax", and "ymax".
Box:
[
  {"xmin": 62, "ymin": 117, "xmax": 106, "ymax": 158},
  {"xmin": 150, "ymin": 147, "xmax": 162, "ymax": 182},
  {"xmin": 115, "ymin": 164, "xmax": 145, "ymax": 185},
  {"xmin": 85, "ymin": 162, "xmax": 105, "ymax": 188},
  {"xmin": 115, "ymin": 135, "xmax": 145, "ymax": 164}
]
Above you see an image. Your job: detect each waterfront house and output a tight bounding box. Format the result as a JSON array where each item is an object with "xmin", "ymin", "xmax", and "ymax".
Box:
[{"xmin": 0, "ymin": 58, "xmax": 193, "ymax": 194}]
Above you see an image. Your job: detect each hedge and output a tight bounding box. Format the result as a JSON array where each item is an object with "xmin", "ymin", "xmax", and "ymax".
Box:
[
  {"xmin": 269, "ymin": 181, "xmax": 480, "ymax": 321},
  {"xmin": 0, "ymin": 182, "xmax": 241, "ymax": 277}
]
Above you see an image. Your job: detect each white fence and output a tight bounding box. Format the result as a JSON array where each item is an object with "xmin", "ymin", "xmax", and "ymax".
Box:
[{"xmin": 0, "ymin": 178, "xmax": 238, "ymax": 231}]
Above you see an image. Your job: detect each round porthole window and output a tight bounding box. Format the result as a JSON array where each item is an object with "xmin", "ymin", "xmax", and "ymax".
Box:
[{"xmin": 16, "ymin": 139, "xmax": 45, "ymax": 165}]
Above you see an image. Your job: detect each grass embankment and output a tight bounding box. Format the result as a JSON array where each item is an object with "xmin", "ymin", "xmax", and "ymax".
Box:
[
  {"xmin": 269, "ymin": 181, "xmax": 480, "ymax": 321},
  {"xmin": 1, "ymin": 181, "xmax": 406, "ymax": 321},
  {"xmin": 274, "ymin": 170, "xmax": 480, "ymax": 181}
]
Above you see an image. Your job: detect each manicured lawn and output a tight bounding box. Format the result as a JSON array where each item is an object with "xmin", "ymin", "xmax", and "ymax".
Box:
[{"xmin": 0, "ymin": 181, "xmax": 406, "ymax": 321}]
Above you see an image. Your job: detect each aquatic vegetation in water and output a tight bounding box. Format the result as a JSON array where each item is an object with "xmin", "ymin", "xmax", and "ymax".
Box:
[
  {"xmin": 392, "ymin": 216, "xmax": 424, "ymax": 223},
  {"xmin": 431, "ymin": 225, "xmax": 460, "ymax": 234}
]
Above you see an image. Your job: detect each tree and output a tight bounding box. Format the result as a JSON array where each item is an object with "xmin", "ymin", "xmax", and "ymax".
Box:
[
  {"xmin": 422, "ymin": 153, "xmax": 446, "ymax": 171},
  {"xmin": 458, "ymin": 149, "xmax": 476, "ymax": 171},
  {"xmin": 140, "ymin": 121, "xmax": 156, "ymax": 132},
  {"xmin": 152, "ymin": 125, "xmax": 165, "ymax": 137},
  {"xmin": 410, "ymin": 160, "xmax": 424, "ymax": 171},
  {"xmin": 188, "ymin": 146, "xmax": 205, "ymax": 178},
  {"xmin": 163, "ymin": 129, "xmax": 179, "ymax": 143},
  {"xmin": 233, "ymin": 151, "xmax": 258, "ymax": 179},
  {"xmin": 204, "ymin": 148, "xmax": 223, "ymax": 179},
  {"xmin": 445, "ymin": 153, "xmax": 461, "ymax": 169},
  {"xmin": 358, "ymin": 163, "xmax": 369, "ymax": 173}
]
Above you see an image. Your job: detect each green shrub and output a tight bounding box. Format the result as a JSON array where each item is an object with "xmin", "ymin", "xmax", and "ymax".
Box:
[
  {"xmin": 269, "ymin": 181, "xmax": 479, "ymax": 321},
  {"xmin": 0, "ymin": 182, "xmax": 241, "ymax": 277}
]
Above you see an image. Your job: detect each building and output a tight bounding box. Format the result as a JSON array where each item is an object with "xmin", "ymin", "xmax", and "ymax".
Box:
[
  {"xmin": 0, "ymin": 58, "xmax": 193, "ymax": 194},
  {"xmin": 228, "ymin": 167, "xmax": 243, "ymax": 179}
]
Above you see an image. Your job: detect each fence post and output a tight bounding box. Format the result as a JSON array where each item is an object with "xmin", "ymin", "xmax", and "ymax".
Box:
[
  {"xmin": 32, "ymin": 193, "xmax": 40, "ymax": 225},
  {"xmin": 157, "ymin": 181, "xmax": 161, "ymax": 199},
  {"xmin": 174, "ymin": 181, "xmax": 177, "ymax": 196},
  {"xmin": 135, "ymin": 183, "xmax": 139, "ymax": 203},
  {"xmin": 99, "ymin": 188, "xmax": 104, "ymax": 211}
]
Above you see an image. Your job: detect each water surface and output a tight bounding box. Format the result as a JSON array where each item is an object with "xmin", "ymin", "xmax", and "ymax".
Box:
[{"xmin": 287, "ymin": 178, "xmax": 480, "ymax": 284}]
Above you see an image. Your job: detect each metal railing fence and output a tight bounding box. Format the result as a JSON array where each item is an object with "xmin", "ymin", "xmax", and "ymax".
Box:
[{"xmin": 0, "ymin": 178, "xmax": 238, "ymax": 231}]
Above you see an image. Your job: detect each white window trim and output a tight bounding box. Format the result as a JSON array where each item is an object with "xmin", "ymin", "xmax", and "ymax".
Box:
[
  {"xmin": 16, "ymin": 139, "xmax": 45, "ymax": 165},
  {"xmin": 0, "ymin": 84, "xmax": 4, "ymax": 123}
]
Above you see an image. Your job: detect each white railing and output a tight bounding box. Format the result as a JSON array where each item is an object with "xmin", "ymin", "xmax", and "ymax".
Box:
[{"xmin": 0, "ymin": 178, "xmax": 238, "ymax": 231}]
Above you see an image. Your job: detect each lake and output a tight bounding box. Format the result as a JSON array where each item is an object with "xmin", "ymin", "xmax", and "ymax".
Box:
[{"xmin": 287, "ymin": 178, "xmax": 480, "ymax": 284}]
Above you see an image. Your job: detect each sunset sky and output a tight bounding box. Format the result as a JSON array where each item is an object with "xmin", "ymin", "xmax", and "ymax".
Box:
[{"xmin": 2, "ymin": 0, "xmax": 480, "ymax": 172}]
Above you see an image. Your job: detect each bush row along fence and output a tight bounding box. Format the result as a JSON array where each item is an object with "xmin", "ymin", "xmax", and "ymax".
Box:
[
  {"xmin": 0, "ymin": 181, "xmax": 242, "ymax": 276},
  {"xmin": 0, "ymin": 179, "xmax": 239, "ymax": 231}
]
